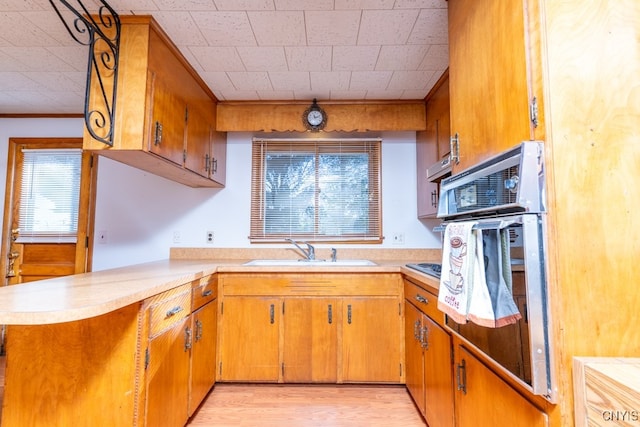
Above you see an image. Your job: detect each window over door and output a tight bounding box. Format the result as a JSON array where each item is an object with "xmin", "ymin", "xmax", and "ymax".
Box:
[{"xmin": 250, "ymin": 138, "xmax": 382, "ymax": 243}]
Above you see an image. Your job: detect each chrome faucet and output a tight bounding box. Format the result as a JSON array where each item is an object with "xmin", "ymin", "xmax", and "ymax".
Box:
[{"xmin": 286, "ymin": 238, "xmax": 316, "ymax": 261}]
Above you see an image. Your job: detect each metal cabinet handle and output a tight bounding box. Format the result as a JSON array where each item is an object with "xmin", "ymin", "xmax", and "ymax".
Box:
[
  {"xmin": 347, "ymin": 304, "xmax": 352, "ymax": 324},
  {"xmin": 154, "ymin": 121, "xmax": 163, "ymax": 145},
  {"xmin": 413, "ymin": 320, "xmax": 421, "ymax": 340},
  {"xmin": 414, "ymin": 294, "xmax": 428, "ymax": 304},
  {"xmin": 456, "ymin": 359, "xmax": 467, "ymax": 394},
  {"xmin": 431, "ymin": 190, "xmax": 438, "ymax": 207},
  {"xmin": 166, "ymin": 305, "xmax": 183, "ymax": 318},
  {"xmin": 420, "ymin": 325, "xmax": 429, "ymax": 349},
  {"xmin": 195, "ymin": 319, "xmax": 203, "ymax": 342},
  {"xmin": 328, "ymin": 304, "xmax": 333, "ymax": 324},
  {"xmin": 205, "ymin": 153, "xmax": 210, "ymax": 172},
  {"xmin": 212, "ymin": 158, "xmax": 218, "ymax": 174},
  {"xmin": 184, "ymin": 326, "xmax": 192, "ymax": 351},
  {"xmin": 270, "ymin": 304, "xmax": 275, "ymax": 324},
  {"xmin": 202, "ymin": 289, "xmax": 212, "ymax": 297}
]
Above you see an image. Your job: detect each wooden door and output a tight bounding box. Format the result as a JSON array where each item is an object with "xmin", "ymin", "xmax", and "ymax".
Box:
[
  {"xmin": 188, "ymin": 300, "xmax": 217, "ymax": 416},
  {"xmin": 209, "ymin": 129, "xmax": 226, "ymax": 186},
  {"xmin": 1, "ymin": 138, "xmax": 94, "ymax": 286},
  {"xmin": 448, "ymin": 0, "xmax": 534, "ymax": 171},
  {"xmin": 454, "ymin": 345, "xmax": 548, "ymax": 427},
  {"xmin": 423, "ymin": 315, "xmax": 455, "ymax": 427},
  {"xmin": 404, "ymin": 301, "xmax": 426, "ymax": 415},
  {"xmin": 147, "ymin": 73, "xmax": 186, "ymax": 166},
  {"xmin": 342, "ymin": 297, "xmax": 403, "ymax": 383},
  {"xmin": 146, "ymin": 317, "xmax": 191, "ymax": 427},
  {"xmin": 184, "ymin": 102, "xmax": 214, "ymax": 179},
  {"xmin": 282, "ymin": 297, "xmax": 338, "ymax": 383},
  {"xmin": 217, "ymin": 296, "xmax": 280, "ymax": 382}
]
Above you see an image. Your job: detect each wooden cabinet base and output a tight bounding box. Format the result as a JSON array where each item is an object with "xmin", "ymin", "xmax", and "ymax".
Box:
[{"xmin": 2, "ymin": 303, "xmax": 143, "ymax": 427}]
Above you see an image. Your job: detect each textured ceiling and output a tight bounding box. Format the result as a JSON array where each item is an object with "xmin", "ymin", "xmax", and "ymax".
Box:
[{"xmin": 0, "ymin": 0, "xmax": 449, "ymax": 115}]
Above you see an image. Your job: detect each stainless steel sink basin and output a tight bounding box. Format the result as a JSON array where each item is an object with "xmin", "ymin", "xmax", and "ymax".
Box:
[{"xmin": 243, "ymin": 259, "xmax": 377, "ymax": 266}]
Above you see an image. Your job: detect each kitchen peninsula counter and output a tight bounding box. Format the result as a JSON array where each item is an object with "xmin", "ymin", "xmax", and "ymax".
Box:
[
  {"xmin": 0, "ymin": 248, "xmax": 441, "ymax": 325},
  {"xmin": 0, "ymin": 249, "xmax": 441, "ymax": 426}
]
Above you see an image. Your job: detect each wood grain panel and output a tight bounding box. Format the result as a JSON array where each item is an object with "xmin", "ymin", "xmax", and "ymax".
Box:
[
  {"xmin": 455, "ymin": 345, "xmax": 548, "ymax": 427},
  {"xmin": 216, "ymin": 101, "xmax": 426, "ymax": 132},
  {"xmin": 2, "ymin": 303, "xmax": 142, "ymax": 427},
  {"xmin": 220, "ymin": 273, "xmax": 402, "ymax": 296},
  {"xmin": 282, "ymin": 297, "xmax": 339, "ymax": 383}
]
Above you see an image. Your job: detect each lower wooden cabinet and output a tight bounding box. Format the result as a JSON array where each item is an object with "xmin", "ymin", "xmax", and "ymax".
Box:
[
  {"xmin": 146, "ymin": 316, "xmax": 191, "ymax": 427},
  {"xmin": 342, "ymin": 297, "xmax": 403, "ymax": 382},
  {"xmin": 144, "ymin": 276, "xmax": 218, "ymax": 426},
  {"xmin": 404, "ymin": 284, "xmax": 455, "ymax": 427},
  {"xmin": 282, "ymin": 297, "xmax": 338, "ymax": 382},
  {"xmin": 454, "ymin": 344, "xmax": 548, "ymax": 427},
  {"xmin": 188, "ymin": 300, "xmax": 217, "ymax": 416},
  {"xmin": 217, "ymin": 273, "xmax": 404, "ymax": 384},
  {"xmin": 217, "ymin": 296, "xmax": 280, "ymax": 381}
]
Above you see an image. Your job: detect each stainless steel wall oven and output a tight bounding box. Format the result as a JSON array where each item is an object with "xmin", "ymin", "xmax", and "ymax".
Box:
[{"xmin": 437, "ymin": 142, "xmax": 556, "ymax": 402}]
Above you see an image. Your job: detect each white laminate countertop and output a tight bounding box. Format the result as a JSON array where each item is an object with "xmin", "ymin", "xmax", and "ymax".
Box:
[{"xmin": 0, "ymin": 258, "xmax": 440, "ymax": 325}]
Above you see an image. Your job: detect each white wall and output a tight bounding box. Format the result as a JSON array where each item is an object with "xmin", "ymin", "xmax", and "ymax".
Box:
[{"xmin": 0, "ymin": 119, "xmax": 441, "ymax": 271}]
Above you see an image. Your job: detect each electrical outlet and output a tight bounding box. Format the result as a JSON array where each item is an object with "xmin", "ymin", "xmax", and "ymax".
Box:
[
  {"xmin": 392, "ymin": 233, "xmax": 405, "ymax": 245},
  {"xmin": 206, "ymin": 231, "xmax": 214, "ymax": 244},
  {"xmin": 173, "ymin": 231, "xmax": 181, "ymax": 244}
]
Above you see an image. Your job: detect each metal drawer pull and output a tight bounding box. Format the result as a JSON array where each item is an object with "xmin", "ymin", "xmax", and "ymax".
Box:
[
  {"xmin": 347, "ymin": 304, "xmax": 352, "ymax": 324},
  {"xmin": 165, "ymin": 306, "xmax": 183, "ymax": 318},
  {"xmin": 328, "ymin": 304, "xmax": 333, "ymax": 324},
  {"xmin": 270, "ymin": 304, "xmax": 275, "ymax": 324},
  {"xmin": 201, "ymin": 289, "xmax": 212, "ymax": 297},
  {"xmin": 415, "ymin": 294, "xmax": 428, "ymax": 304}
]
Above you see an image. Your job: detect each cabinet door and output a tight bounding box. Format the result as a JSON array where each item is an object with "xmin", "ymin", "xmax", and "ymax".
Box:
[
  {"xmin": 148, "ymin": 73, "xmax": 186, "ymax": 166},
  {"xmin": 146, "ymin": 317, "xmax": 191, "ymax": 427},
  {"xmin": 448, "ymin": 0, "xmax": 534, "ymax": 171},
  {"xmin": 423, "ymin": 315, "xmax": 455, "ymax": 427},
  {"xmin": 188, "ymin": 300, "xmax": 217, "ymax": 416},
  {"xmin": 282, "ymin": 297, "xmax": 338, "ymax": 382},
  {"xmin": 342, "ymin": 297, "xmax": 403, "ymax": 382},
  {"xmin": 454, "ymin": 345, "xmax": 548, "ymax": 427},
  {"xmin": 209, "ymin": 129, "xmax": 227, "ymax": 186},
  {"xmin": 404, "ymin": 301, "xmax": 426, "ymax": 415},
  {"xmin": 416, "ymin": 130, "xmax": 440, "ymax": 218},
  {"xmin": 218, "ymin": 296, "xmax": 280, "ymax": 381},
  {"xmin": 184, "ymin": 103, "xmax": 214, "ymax": 179}
]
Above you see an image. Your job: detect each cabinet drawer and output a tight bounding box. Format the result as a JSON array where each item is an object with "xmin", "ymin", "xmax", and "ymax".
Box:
[
  {"xmin": 148, "ymin": 284, "xmax": 191, "ymax": 337},
  {"xmin": 221, "ymin": 273, "xmax": 401, "ymax": 296},
  {"xmin": 404, "ymin": 278, "xmax": 443, "ymax": 324},
  {"xmin": 192, "ymin": 275, "xmax": 217, "ymax": 311}
]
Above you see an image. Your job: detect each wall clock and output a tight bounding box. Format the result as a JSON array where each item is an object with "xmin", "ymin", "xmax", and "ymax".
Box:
[{"xmin": 302, "ymin": 98, "xmax": 327, "ymax": 131}]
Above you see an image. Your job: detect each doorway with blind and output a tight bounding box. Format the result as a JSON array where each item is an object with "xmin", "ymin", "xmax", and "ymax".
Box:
[{"xmin": 0, "ymin": 138, "xmax": 96, "ymax": 353}]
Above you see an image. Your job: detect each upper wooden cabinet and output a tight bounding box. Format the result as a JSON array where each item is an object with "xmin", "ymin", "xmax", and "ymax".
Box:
[
  {"xmin": 417, "ymin": 71, "xmax": 450, "ymax": 219},
  {"xmin": 83, "ymin": 16, "xmax": 226, "ymax": 188},
  {"xmin": 448, "ymin": 0, "xmax": 543, "ymax": 172}
]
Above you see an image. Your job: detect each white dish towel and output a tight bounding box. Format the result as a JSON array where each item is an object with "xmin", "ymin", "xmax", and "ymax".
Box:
[
  {"xmin": 438, "ymin": 222, "xmax": 522, "ymax": 328},
  {"xmin": 437, "ymin": 221, "xmax": 476, "ymax": 324}
]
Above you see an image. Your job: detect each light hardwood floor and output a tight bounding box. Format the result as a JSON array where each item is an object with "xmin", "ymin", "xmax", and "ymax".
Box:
[
  {"xmin": 188, "ymin": 384, "xmax": 427, "ymax": 427},
  {"xmin": 0, "ymin": 356, "xmax": 426, "ymax": 426}
]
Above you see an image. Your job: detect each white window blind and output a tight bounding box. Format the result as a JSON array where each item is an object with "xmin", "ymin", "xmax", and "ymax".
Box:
[
  {"xmin": 250, "ymin": 138, "xmax": 382, "ymax": 243},
  {"xmin": 18, "ymin": 149, "xmax": 82, "ymax": 243}
]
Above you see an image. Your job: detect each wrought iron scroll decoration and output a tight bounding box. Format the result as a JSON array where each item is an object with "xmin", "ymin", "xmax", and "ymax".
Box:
[{"xmin": 49, "ymin": 0, "xmax": 120, "ymax": 146}]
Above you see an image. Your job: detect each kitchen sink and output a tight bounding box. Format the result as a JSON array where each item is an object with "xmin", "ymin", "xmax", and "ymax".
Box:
[{"xmin": 243, "ymin": 259, "xmax": 377, "ymax": 266}]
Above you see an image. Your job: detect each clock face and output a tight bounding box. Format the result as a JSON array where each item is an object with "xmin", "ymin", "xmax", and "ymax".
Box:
[
  {"xmin": 302, "ymin": 100, "xmax": 327, "ymax": 131},
  {"xmin": 307, "ymin": 109, "xmax": 324, "ymax": 126}
]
